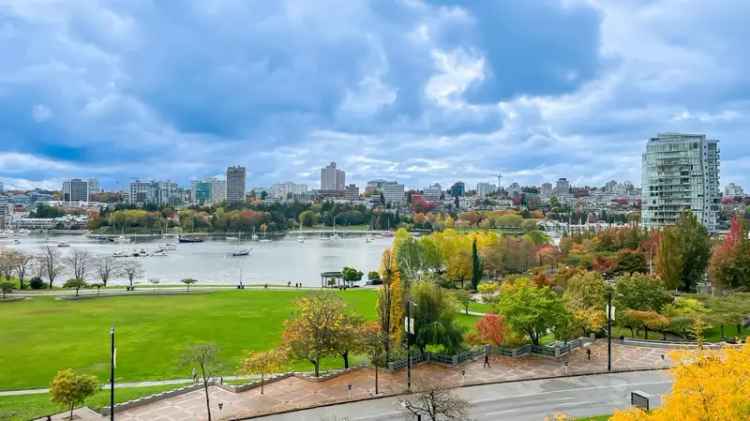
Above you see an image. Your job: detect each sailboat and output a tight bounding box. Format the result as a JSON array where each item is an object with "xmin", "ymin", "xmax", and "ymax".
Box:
[
  {"xmin": 331, "ymin": 216, "xmax": 341, "ymax": 240},
  {"xmin": 231, "ymin": 233, "xmax": 251, "ymax": 256},
  {"xmin": 296, "ymin": 223, "xmax": 305, "ymax": 243}
]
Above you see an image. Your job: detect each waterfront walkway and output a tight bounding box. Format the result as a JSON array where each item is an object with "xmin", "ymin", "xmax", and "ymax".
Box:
[{"xmin": 34, "ymin": 341, "xmax": 673, "ymax": 421}]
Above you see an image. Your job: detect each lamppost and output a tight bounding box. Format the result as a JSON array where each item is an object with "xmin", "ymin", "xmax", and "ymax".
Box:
[
  {"xmin": 606, "ymin": 291, "xmax": 613, "ymax": 372},
  {"xmin": 406, "ymin": 300, "xmax": 417, "ymax": 392},
  {"xmin": 110, "ymin": 326, "xmax": 115, "ymax": 421}
]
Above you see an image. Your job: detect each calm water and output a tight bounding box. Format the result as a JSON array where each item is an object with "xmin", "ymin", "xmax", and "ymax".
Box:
[{"xmin": 6, "ymin": 234, "xmax": 393, "ymax": 286}]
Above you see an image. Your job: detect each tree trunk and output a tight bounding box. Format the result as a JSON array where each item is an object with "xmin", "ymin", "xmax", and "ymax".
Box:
[
  {"xmin": 374, "ymin": 365, "xmax": 379, "ymax": 394},
  {"xmin": 69, "ymin": 403, "xmax": 74, "ymax": 420},
  {"xmin": 314, "ymin": 360, "xmax": 320, "ymax": 377},
  {"xmin": 342, "ymin": 351, "xmax": 349, "ymax": 369},
  {"xmin": 203, "ymin": 378, "xmax": 212, "ymax": 421}
]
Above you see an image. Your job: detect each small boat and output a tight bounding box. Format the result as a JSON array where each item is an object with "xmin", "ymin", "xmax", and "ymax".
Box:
[
  {"xmin": 178, "ymin": 236, "xmax": 204, "ymax": 243},
  {"xmin": 57, "ymin": 242, "xmax": 70, "ymax": 248},
  {"xmin": 13, "ymin": 239, "xmax": 21, "ymax": 245},
  {"xmin": 113, "ymin": 251, "xmax": 129, "ymax": 258},
  {"xmin": 162, "ymin": 243, "xmax": 177, "ymax": 250},
  {"xmin": 114, "ymin": 235, "xmax": 131, "ymax": 244},
  {"xmin": 231, "ymin": 249, "xmax": 251, "ymax": 257},
  {"xmin": 365, "ymin": 237, "xmax": 373, "ymax": 243},
  {"xmin": 259, "ymin": 238, "xmax": 271, "ymax": 243},
  {"xmin": 151, "ymin": 250, "xmax": 168, "ymax": 257},
  {"xmin": 297, "ymin": 236, "xmax": 305, "ymax": 243},
  {"xmin": 226, "ymin": 236, "xmax": 239, "ymax": 241}
]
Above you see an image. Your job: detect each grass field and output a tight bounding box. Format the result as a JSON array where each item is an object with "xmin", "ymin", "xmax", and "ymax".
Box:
[
  {"xmin": 0, "ymin": 289, "xmax": 383, "ymax": 390},
  {"xmin": 0, "ymin": 384, "xmax": 182, "ymax": 421},
  {"xmin": 0, "ymin": 289, "xmax": 481, "ymax": 391}
]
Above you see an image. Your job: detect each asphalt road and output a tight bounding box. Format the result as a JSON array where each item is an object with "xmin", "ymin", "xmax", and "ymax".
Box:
[{"xmin": 252, "ymin": 371, "xmax": 672, "ymax": 421}]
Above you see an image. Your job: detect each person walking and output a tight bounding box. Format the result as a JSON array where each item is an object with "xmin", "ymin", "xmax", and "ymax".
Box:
[
  {"xmin": 192, "ymin": 368, "xmax": 197, "ymax": 383},
  {"xmin": 483, "ymin": 352, "xmax": 491, "ymax": 368}
]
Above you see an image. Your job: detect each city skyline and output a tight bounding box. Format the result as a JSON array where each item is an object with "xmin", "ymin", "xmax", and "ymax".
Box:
[{"xmin": 1, "ymin": 1, "xmax": 749, "ymax": 191}]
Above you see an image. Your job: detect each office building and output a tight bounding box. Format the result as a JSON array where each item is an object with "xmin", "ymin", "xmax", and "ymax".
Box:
[
  {"xmin": 87, "ymin": 178, "xmax": 101, "ymax": 194},
  {"xmin": 0, "ymin": 181, "xmax": 4, "ymax": 193},
  {"xmin": 422, "ymin": 183, "xmax": 442, "ymax": 203},
  {"xmin": 724, "ymin": 183, "xmax": 744, "ymax": 198},
  {"xmin": 554, "ymin": 178, "xmax": 570, "ymax": 195},
  {"xmin": 226, "ymin": 166, "xmax": 246, "ymax": 204},
  {"xmin": 130, "ymin": 180, "xmax": 180, "ymax": 206},
  {"xmin": 477, "ymin": 182, "xmax": 497, "ymax": 198},
  {"xmin": 191, "ymin": 180, "xmax": 213, "ymax": 206},
  {"xmin": 449, "ymin": 182, "xmax": 465, "ymax": 197},
  {"xmin": 540, "ymin": 182, "xmax": 553, "ymax": 197},
  {"xmin": 641, "ymin": 133, "xmax": 720, "ymax": 232},
  {"xmin": 210, "ymin": 178, "xmax": 226, "ymax": 204},
  {"xmin": 344, "ymin": 184, "xmax": 360, "ymax": 201},
  {"xmin": 321, "ymin": 162, "xmax": 345, "ymax": 191},
  {"xmin": 270, "ymin": 182, "xmax": 308, "ymax": 199},
  {"xmin": 365, "ymin": 179, "xmax": 388, "ymax": 195},
  {"xmin": 382, "ymin": 182, "xmax": 405, "ymax": 206},
  {"xmin": 62, "ymin": 179, "xmax": 89, "ymax": 202}
]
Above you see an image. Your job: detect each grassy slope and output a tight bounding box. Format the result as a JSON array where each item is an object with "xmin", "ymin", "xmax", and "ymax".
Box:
[
  {"xmin": 0, "ymin": 289, "xmax": 379, "ymax": 390},
  {"xmin": 0, "ymin": 384, "xmax": 181, "ymax": 421}
]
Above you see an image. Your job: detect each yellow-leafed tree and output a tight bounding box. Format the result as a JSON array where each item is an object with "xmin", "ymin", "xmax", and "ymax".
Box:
[{"xmin": 611, "ymin": 342, "xmax": 750, "ymax": 421}]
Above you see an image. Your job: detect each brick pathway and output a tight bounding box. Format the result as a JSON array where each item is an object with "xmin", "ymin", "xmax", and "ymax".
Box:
[{"xmin": 37, "ymin": 342, "xmax": 674, "ymax": 421}]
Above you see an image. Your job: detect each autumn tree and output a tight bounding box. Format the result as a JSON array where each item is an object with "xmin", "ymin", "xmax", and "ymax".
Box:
[
  {"xmin": 655, "ymin": 227, "xmax": 683, "ymax": 290},
  {"xmin": 377, "ymin": 249, "xmax": 404, "ymax": 361},
  {"xmin": 611, "ymin": 342, "xmax": 750, "ymax": 421},
  {"xmin": 241, "ymin": 349, "xmax": 285, "ymax": 394},
  {"xmin": 614, "ymin": 273, "xmax": 672, "ymax": 313},
  {"xmin": 473, "ymin": 314, "xmax": 506, "ymax": 346},
  {"xmin": 709, "ymin": 215, "xmax": 750, "ymax": 290},
  {"xmin": 447, "ymin": 248, "xmax": 472, "ymax": 289},
  {"xmin": 49, "ymin": 368, "xmax": 98, "ymax": 420},
  {"xmin": 282, "ymin": 292, "xmax": 347, "ymax": 377},
  {"xmin": 334, "ymin": 313, "xmax": 365, "ymax": 369},
  {"xmin": 495, "ymin": 278, "xmax": 570, "ymax": 345},
  {"xmin": 562, "ymin": 271, "xmax": 607, "ymax": 336},
  {"xmin": 453, "ymin": 289, "xmax": 473, "ymax": 315},
  {"xmin": 180, "ymin": 343, "xmax": 221, "ymax": 421},
  {"xmin": 362, "ymin": 322, "xmax": 387, "ymax": 394},
  {"xmin": 411, "ymin": 281, "xmax": 465, "ymax": 353}
]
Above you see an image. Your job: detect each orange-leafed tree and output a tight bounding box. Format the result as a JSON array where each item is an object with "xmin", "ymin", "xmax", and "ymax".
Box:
[
  {"xmin": 474, "ymin": 314, "xmax": 507, "ymax": 347},
  {"xmin": 241, "ymin": 349, "xmax": 286, "ymax": 394},
  {"xmin": 611, "ymin": 342, "xmax": 750, "ymax": 421}
]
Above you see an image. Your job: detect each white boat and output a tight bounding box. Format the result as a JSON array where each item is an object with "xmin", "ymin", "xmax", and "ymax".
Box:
[
  {"xmin": 113, "ymin": 251, "xmax": 129, "ymax": 258},
  {"xmin": 231, "ymin": 249, "xmax": 251, "ymax": 257},
  {"xmin": 297, "ymin": 237, "xmax": 305, "ymax": 243},
  {"xmin": 162, "ymin": 243, "xmax": 177, "ymax": 250},
  {"xmin": 57, "ymin": 242, "xmax": 70, "ymax": 248},
  {"xmin": 226, "ymin": 236, "xmax": 239, "ymax": 241},
  {"xmin": 114, "ymin": 235, "xmax": 131, "ymax": 244},
  {"xmin": 151, "ymin": 250, "xmax": 168, "ymax": 257},
  {"xmin": 259, "ymin": 238, "xmax": 271, "ymax": 243}
]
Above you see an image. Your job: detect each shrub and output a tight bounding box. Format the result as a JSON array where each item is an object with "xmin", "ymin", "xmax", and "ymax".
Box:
[{"xmin": 29, "ymin": 277, "xmax": 45, "ymax": 290}]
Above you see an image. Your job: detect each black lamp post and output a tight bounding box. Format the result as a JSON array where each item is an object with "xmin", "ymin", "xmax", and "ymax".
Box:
[
  {"xmin": 110, "ymin": 326, "xmax": 115, "ymax": 421},
  {"xmin": 607, "ymin": 291, "xmax": 613, "ymax": 372}
]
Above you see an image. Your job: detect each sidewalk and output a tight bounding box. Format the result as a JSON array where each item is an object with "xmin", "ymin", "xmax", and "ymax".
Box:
[{"xmin": 36, "ymin": 341, "xmax": 674, "ymax": 421}]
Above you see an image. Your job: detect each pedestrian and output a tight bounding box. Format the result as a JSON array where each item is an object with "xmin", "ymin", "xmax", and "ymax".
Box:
[
  {"xmin": 483, "ymin": 353, "xmax": 491, "ymax": 368},
  {"xmin": 220, "ymin": 376, "xmax": 224, "ymax": 385},
  {"xmin": 192, "ymin": 368, "xmax": 197, "ymax": 383},
  {"xmin": 287, "ymin": 281, "xmax": 291, "ymax": 287},
  {"xmin": 586, "ymin": 348, "xmax": 591, "ymax": 361}
]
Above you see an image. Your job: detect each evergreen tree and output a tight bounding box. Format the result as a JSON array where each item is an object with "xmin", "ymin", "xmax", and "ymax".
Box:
[{"xmin": 470, "ymin": 238, "xmax": 482, "ymax": 291}]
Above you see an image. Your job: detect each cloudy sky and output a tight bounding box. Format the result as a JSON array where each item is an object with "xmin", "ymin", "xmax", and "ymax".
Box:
[{"xmin": 1, "ymin": 0, "xmax": 748, "ymax": 192}]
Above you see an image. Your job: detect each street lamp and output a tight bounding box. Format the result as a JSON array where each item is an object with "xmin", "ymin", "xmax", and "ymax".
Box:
[
  {"xmin": 606, "ymin": 290, "xmax": 614, "ymax": 372},
  {"xmin": 109, "ymin": 326, "xmax": 115, "ymax": 421},
  {"xmin": 406, "ymin": 300, "xmax": 417, "ymax": 392}
]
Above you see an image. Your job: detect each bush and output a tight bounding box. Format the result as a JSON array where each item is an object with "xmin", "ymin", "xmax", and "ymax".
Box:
[{"xmin": 29, "ymin": 277, "xmax": 45, "ymax": 290}]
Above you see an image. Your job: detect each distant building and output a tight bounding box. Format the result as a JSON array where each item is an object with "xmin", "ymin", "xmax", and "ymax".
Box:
[
  {"xmin": 554, "ymin": 178, "xmax": 570, "ymax": 195},
  {"xmin": 0, "ymin": 197, "xmax": 11, "ymax": 229},
  {"xmin": 87, "ymin": 178, "xmax": 101, "ymax": 194},
  {"xmin": 724, "ymin": 182, "xmax": 744, "ymax": 198},
  {"xmin": 0, "ymin": 181, "xmax": 4, "ymax": 193},
  {"xmin": 449, "ymin": 182, "xmax": 465, "ymax": 197},
  {"xmin": 210, "ymin": 178, "xmax": 226, "ymax": 204},
  {"xmin": 382, "ymin": 182, "xmax": 405, "ymax": 205},
  {"xmin": 321, "ymin": 162, "xmax": 345, "ymax": 191},
  {"xmin": 476, "ymin": 182, "xmax": 497, "ymax": 198},
  {"xmin": 226, "ymin": 166, "xmax": 246, "ymax": 204},
  {"xmin": 365, "ymin": 179, "xmax": 389, "ymax": 195},
  {"xmin": 129, "ymin": 180, "xmax": 181, "ymax": 207},
  {"xmin": 191, "ymin": 180, "xmax": 213, "ymax": 206},
  {"xmin": 422, "ymin": 183, "xmax": 442, "ymax": 203},
  {"xmin": 541, "ymin": 182, "xmax": 553, "ymax": 196},
  {"xmin": 507, "ymin": 182, "xmax": 522, "ymax": 196},
  {"xmin": 270, "ymin": 182, "xmax": 308, "ymax": 199},
  {"xmin": 344, "ymin": 184, "xmax": 360, "ymax": 201},
  {"xmin": 62, "ymin": 179, "xmax": 89, "ymax": 203},
  {"xmin": 641, "ymin": 133, "xmax": 720, "ymax": 232}
]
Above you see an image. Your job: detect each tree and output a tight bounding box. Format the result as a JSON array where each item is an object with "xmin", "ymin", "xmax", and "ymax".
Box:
[
  {"xmin": 180, "ymin": 344, "xmax": 221, "ymax": 421},
  {"xmin": 122, "ymin": 260, "xmax": 143, "ymax": 289},
  {"xmin": 29, "ymin": 276, "xmax": 45, "ymax": 290},
  {"xmin": 49, "ymin": 368, "xmax": 98, "ymax": 420},
  {"xmin": 362, "ymin": 322, "xmax": 386, "ymax": 394},
  {"xmin": 562, "ymin": 271, "xmax": 607, "ymax": 336},
  {"xmin": 377, "ymin": 249, "xmax": 404, "ymax": 360},
  {"xmin": 282, "ymin": 292, "xmax": 346, "ymax": 377},
  {"xmin": 38, "ymin": 246, "xmax": 64, "ymax": 289},
  {"xmin": 400, "ymin": 383, "xmax": 470, "ymax": 421},
  {"xmin": 241, "ymin": 349, "xmax": 285, "ymax": 394},
  {"xmin": 447, "ymin": 248, "xmax": 472, "ymax": 289},
  {"xmin": 412, "ymin": 281, "xmax": 465, "ymax": 353},
  {"xmin": 64, "ymin": 249, "xmax": 93, "ymax": 282},
  {"xmin": 334, "ymin": 314, "xmax": 365, "ymax": 369},
  {"xmin": 624, "ymin": 310, "xmax": 670, "ymax": 340},
  {"xmin": 63, "ymin": 278, "xmax": 87, "ymax": 297},
  {"xmin": 12, "ymin": 251, "xmax": 34, "ymax": 290},
  {"xmin": 655, "ymin": 227, "xmax": 683, "ymax": 290},
  {"xmin": 674, "ymin": 211, "xmax": 711, "ymax": 292},
  {"xmin": 470, "ymin": 238, "xmax": 482, "ymax": 291},
  {"xmin": 341, "ymin": 266, "xmax": 363, "ymax": 286},
  {"xmin": 94, "ymin": 256, "xmax": 122, "ymax": 288},
  {"xmin": 367, "ymin": 271, "xmax": 381, "ymax": 285},
  {"xmin": 709, "ymin": 215, "xmax": 750, "ymax": 290},
  {"xmin": 0, "ymin": 250, "xmax": 16, "ymax": 281},
  {"xmin": 611, "ymin": 342, "xmax": 750, "ymax": 421},
  {"xmin": 0, "ymin": 282, "xmax": 13, "ymax": 299},
  {"xmin": 181, "ymin": 278, "xmax": 197, "ymax": 292},
  {"xmin": 453, "ymin": 289, "xmax": 473, "ymax": 315},
  {"xmin": 496, "ymin": 278, "xmax": 570, "ymax": 345},
  {"xmin": 614, "ymin": 273, "xmax": 672, "ymax": 313},
  {"xmin": 473, "ymin": 314, "xmax": 506, "ymax": 346}
]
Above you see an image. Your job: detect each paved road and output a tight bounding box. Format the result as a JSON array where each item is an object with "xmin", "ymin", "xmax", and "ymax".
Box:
[{"xmin": 253, "ymin": 371, "xmax": 671, "ymax": 421}]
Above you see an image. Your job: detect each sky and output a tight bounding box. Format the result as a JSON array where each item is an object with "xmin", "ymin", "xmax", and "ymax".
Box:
[{"xmin": 1, "ymin": 0, "xmax": 749, "ymax": 192}]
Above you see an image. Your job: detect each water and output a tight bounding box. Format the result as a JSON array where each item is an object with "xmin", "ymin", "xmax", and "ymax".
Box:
[{"xmin": 5, "ymin": 234, "xmax": 392, "ymax": 286}]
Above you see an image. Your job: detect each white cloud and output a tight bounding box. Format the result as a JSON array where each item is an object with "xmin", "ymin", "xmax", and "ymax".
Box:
[{"xmin": 31, "ymin": 104, "xmax": 52, "ymax": 122}]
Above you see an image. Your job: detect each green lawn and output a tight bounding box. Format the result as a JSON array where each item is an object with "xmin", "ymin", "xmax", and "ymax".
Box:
[
  {"xmin": 0, "ymin": 384, "xmax": 184, "ymax": 421},
  {"xmin": 0, "ymin": 289, "xmax": 378, "ymax": 390}
]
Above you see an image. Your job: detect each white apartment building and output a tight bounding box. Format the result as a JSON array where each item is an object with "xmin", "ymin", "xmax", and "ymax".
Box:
[
  {"xmin": 382, "ymin": 181, "xmax": 405, "ymax": 206},
  {"xmin": 724, "ymin": 182, "xmax": 744, "ymax": 198},
  {"xmin": 270, "ymin": 182, "xmax": 308, "ymax": 199},
  {"xmin": 476, "ymin": 182, "xmax": 497, "ymax": 198},
  {"xmin": 321, "ymin": 162, "xmax": 345, "ymax": 191},
  {"xmin": 641, "ymin": 133, "xmax": 720, "ymax": 232},
  {"xmin": 422, "ymin": 183, "xmax": 442, "ymax": 203}
]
